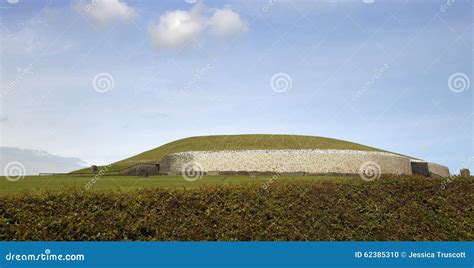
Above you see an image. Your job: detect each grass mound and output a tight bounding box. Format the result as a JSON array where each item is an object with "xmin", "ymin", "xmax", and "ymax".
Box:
[
  {"xmin": 1, "ymin": 176, "xmax": 471, "ymax": 241},
  {"xmin": 74, "ymin": 134, "xmax": 396, "ymax": 173}
]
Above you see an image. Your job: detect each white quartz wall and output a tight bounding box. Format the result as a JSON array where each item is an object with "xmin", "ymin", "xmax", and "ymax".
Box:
[{"xmin": 160, "ymin": 149, "xmax": 413, "ymax": 175}]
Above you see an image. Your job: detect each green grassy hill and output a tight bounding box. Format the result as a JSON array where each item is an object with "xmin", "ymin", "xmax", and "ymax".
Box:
[{"xmin": 74, "ymin": 134, "xmax": 400, "ymax": 173}]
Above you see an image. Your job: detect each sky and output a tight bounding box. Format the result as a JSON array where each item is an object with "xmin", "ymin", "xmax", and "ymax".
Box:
[{"xmin": 0, "ymin": 0, "xmax": 473, "ymax": 175}]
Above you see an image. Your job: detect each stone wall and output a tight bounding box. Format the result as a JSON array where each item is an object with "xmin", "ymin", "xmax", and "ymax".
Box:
[
  {"xmin": 410, "ymin": 161, "xmax": 430, "ymax": 177},
  {"xmin": 160, "ymin": 149, "xmax": 414, "ymax": 176},
  {"xmin": 121, "ymin": 164, "xmax": 160, "ymax": 176},
  {"xmin": 427, "ymin": 162, "xmax": 450, "ymax": 178}
]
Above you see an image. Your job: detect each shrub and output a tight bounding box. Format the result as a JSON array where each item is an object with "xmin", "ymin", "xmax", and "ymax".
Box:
[{"xmin": 0, "ymin": 177, "xmax": 472, "ymax": 241}]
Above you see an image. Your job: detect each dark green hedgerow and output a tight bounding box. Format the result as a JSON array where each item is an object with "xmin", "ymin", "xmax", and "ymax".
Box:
[{"xmin": 0, "ymin": 177, "xmax": 472, "ymax": 241}]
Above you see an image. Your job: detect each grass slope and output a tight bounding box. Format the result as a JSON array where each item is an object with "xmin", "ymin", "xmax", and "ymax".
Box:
[
  {"xmin": 75, "ymin": 134, "xmax": 397, "ymax": 173},
  {"xmin": 1, "ymin": 176, "xmax": 472, "ymax": 241}
]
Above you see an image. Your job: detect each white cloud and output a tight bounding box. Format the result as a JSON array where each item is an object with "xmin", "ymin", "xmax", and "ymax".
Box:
[
  {"xmin": 149, "ymin": 4, "xmax": 247, "ymax": 50},
  {"xmin": 208, "ymin": 8, "xmax": 247, "ymax": 37},
  {"xmin": 149, "ymin": 5, "xmax": 204, "ymax": 49},
  {"xmin": 75, "ymin": 0, "xmax": 136, "ymax": 28}
]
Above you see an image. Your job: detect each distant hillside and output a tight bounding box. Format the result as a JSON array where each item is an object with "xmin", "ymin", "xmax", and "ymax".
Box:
[{"xmin": 73, "ymin": 134, "xmax": 402, "ymax": 173}]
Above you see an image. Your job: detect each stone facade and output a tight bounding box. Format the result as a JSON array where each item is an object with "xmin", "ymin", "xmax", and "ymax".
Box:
[
  {"xmin": 410, "ymin": 161, "xmax": 430, "ymax": 177},
  {"xmin": 121, "ymin": 164, "xmax": 160, "ymax": 176},
  {"xmin": 460, "ymin": 168, "xmax": 470, "ymax": 177},
  {"xmin": 160, "ymin": 149, "xmax": 451, "ymax": 178},
  {"xmin": 427, "ymin": 162, "xmax": 450, "ymax": 178},
  {"xmin": 160, "ymin": 149, "xmax": 414, "ymax": 176}
]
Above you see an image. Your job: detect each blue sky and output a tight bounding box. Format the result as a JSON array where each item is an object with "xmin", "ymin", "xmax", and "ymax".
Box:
[{"xmin": 0, "ymin": 0, "xmax": 472, "ymax": 174}]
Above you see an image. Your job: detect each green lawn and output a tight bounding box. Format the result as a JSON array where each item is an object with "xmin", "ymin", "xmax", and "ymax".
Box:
[{"xmin": 0, "ymin": 175, "xmax": 349, "ymax": 196}]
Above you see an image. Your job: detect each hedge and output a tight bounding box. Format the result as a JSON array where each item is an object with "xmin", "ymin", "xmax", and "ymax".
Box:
[{"xmin": 0, "ymin": 176, "xmax": 472, "ymax": 241}]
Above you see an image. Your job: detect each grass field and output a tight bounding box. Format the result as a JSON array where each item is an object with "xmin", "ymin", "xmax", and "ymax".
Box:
[
  {"xmin": 74, "ymin": 134, "xmax": 403, "ymax": 173},
  {"xmin": 0, "ymin": 175, "xmax": 345, "ymax": 196}
]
